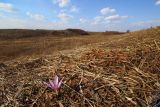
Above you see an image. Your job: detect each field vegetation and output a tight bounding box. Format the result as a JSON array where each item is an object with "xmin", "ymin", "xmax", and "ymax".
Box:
[{"xmin": 0, "ymin": 27, "xmax": 160, "ymax": 107}]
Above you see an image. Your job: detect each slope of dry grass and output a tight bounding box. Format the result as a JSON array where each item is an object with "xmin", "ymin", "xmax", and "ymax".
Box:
[
  {"xmin": 0, "ymin": 27, "xmax": 160, "ymax": 107},
  {"xmin": 0, "ymin": 29, "xmax": 90, "ymax": 39},
  {"xmin": 0, "ymin": 32, "xmax": 121, "ymax": 62}
]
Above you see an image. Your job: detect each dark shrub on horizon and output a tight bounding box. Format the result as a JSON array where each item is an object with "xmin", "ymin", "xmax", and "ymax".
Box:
[{"xmin": 66, "ymin": 28, "xmax": 89, "ymax": 35}]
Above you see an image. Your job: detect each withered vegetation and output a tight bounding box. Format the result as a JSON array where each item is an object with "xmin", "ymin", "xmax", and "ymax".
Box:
[
  {"xmin": 0, "ymin": 27, "xmax": 160, "ymax": 107},
  {"xmin": 0, "ymin": 29, "xmax": 124, "ymax": 61}
]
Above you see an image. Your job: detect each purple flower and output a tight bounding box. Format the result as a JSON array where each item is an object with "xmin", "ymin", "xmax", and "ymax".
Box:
[{"xmin": 44, "ymin": 75, "xmax": 63, "ymax": 92}]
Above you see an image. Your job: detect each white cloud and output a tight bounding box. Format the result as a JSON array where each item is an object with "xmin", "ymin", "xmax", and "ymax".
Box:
[
  {"xmin": 156, "ymin": 0, "xmax": 160, "ymax": 5},
  {"xmin": 0, "ymin": 14, "xmax": 72, "ymax": 29},
  {"xmin": 105, "ymin": 14, "xmax": 128, "ymax": 23},
  {"xmin": 53, "ymin": 0, "xmax": 70, "ymax": 8},
  {"xmin": 128, "ymin": 19, "xmax": 160, "ymax": 31},
  {"xmin": 91, "ymin": 15, "xmax": 128, "ymax": 25},
  {"xmin": 91, "ymin": 16, "xmax": 104, "ymax": 25},
  {"xmin": 79, "ymin": 18, "xmax": 87, "ymax": 23},
  {"xmin": 131, "ymin": 21, "xmax": 151, "ymax": 26},
  {"xmin": 60, "ymin": 9, "xmax": 67, "ymax": 13},
  {"xmin": 131, "ymin": 19, "xmax": 160, "ymax": 27},
  {"xmin": 0, "ymin": 18, "xmax": 27, "ymax": 28},
  {"xmin": 70, "ymin": 6, "xmax": 79, "ymax": 13},
  {"xmin": 26, "ymin": 12, "xmax": 45, "ymax": 21},
  {"xmin": 0, "ymin": 14, "xmax": 149, "ymax": 32},
  {"xmin": 0, "ymin": 15, "xmax": 128, "ymax": 32},
  {"xmin": 58, "ymin": 12, "xmax": 73, "ymax": 21},
  {"xmin": 100, "ymin": 7, "xmax": 116, "ymax": 15},
  {"xmin": 0, "ymin": 2, "xmax": 14, "ymax": 12}
]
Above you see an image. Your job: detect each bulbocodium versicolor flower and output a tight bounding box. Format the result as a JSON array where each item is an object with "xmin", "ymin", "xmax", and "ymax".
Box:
[{"xmin": 44, "ymin": 75, "xmax": 63, "ymax": 94}]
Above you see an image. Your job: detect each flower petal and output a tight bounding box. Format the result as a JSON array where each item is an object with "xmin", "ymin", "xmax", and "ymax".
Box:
[
  {"xmin": 54, "ymin": 75, "xmax": 59, "ymax": 87},
  {"xmin": 58, "ymin": 77, "xmax": 64, "ymax": 89},
  {"xmin": 49, "ymin": 79, "xmax": 55, "ymax": 90},
  {"xmin": 43, "ymin": 82, "xmax": 52, "ymax": 88}
]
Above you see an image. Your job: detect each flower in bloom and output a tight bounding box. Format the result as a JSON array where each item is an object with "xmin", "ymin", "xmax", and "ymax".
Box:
[{"xmin": 44, "ymin": 75, "xmax": 63, "ymax": 93}]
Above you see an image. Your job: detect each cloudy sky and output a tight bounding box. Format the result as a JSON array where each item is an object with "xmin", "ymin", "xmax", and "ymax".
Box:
[{"xmin": 0, "ymin": 0, "xmax": 160, "ymax": 31}]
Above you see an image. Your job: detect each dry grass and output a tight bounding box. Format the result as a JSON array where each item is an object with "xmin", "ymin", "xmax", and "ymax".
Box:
[
  {"xmin": 0, "ymin": 27, "xmax": 160, "ymax": 107},
  {"xmin": 0, "ymin": 33, "xmax": 119, "ymax": 62}
]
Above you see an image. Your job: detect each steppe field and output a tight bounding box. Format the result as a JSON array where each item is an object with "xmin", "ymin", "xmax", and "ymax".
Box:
[{"xmin": 0, "ymin": 27, "xmax": 160, "ymax": 107}]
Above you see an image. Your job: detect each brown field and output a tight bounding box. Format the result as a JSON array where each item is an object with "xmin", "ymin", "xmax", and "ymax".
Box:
[
  {"xmin": 0, "ymin": 27, "xmax": 160, "ymax": 107},
  {"xmin": 0, "ymin": 29, "xmax": 124, "ymax": 62}
]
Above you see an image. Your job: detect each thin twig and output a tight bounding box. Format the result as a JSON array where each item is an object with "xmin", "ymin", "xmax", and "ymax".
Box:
[
  {"xmin": 30, "ymin": 87, "xmax": 47, "ymax": 107},
  {"xmin": 63, "ymin": 83, "xmax": 95, "ymax": 107},
  {"xmin": 154, "ymin": 40, "xmax": 160, "ymax": 50}
]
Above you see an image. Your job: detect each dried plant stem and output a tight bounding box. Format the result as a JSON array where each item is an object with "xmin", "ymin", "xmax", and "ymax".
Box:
[
  {"xmin": 154, "ymin": 40, "xmax": 160, "ymax": 50},
  {"xmin": 63, "ymin": 83, "xmax": 95, "ymax": 107},
  {"xmin": 30, "ymin": 87, "xmax": 47, "ymax": 107}
]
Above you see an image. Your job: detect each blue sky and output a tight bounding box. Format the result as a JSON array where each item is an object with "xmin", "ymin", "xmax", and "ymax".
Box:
[{"xmin": 0, "ymin": 0, "xmax": 160, "ymax": 31}]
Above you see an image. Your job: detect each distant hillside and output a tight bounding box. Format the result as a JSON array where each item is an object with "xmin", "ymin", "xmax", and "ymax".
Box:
[
  {"xmin": 0, "ymin": 29, "xmax": 89, "ymax": 39},
  {"xmin": 66, "ymin": 29, "xmax": 89, "ymax": 35}
]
